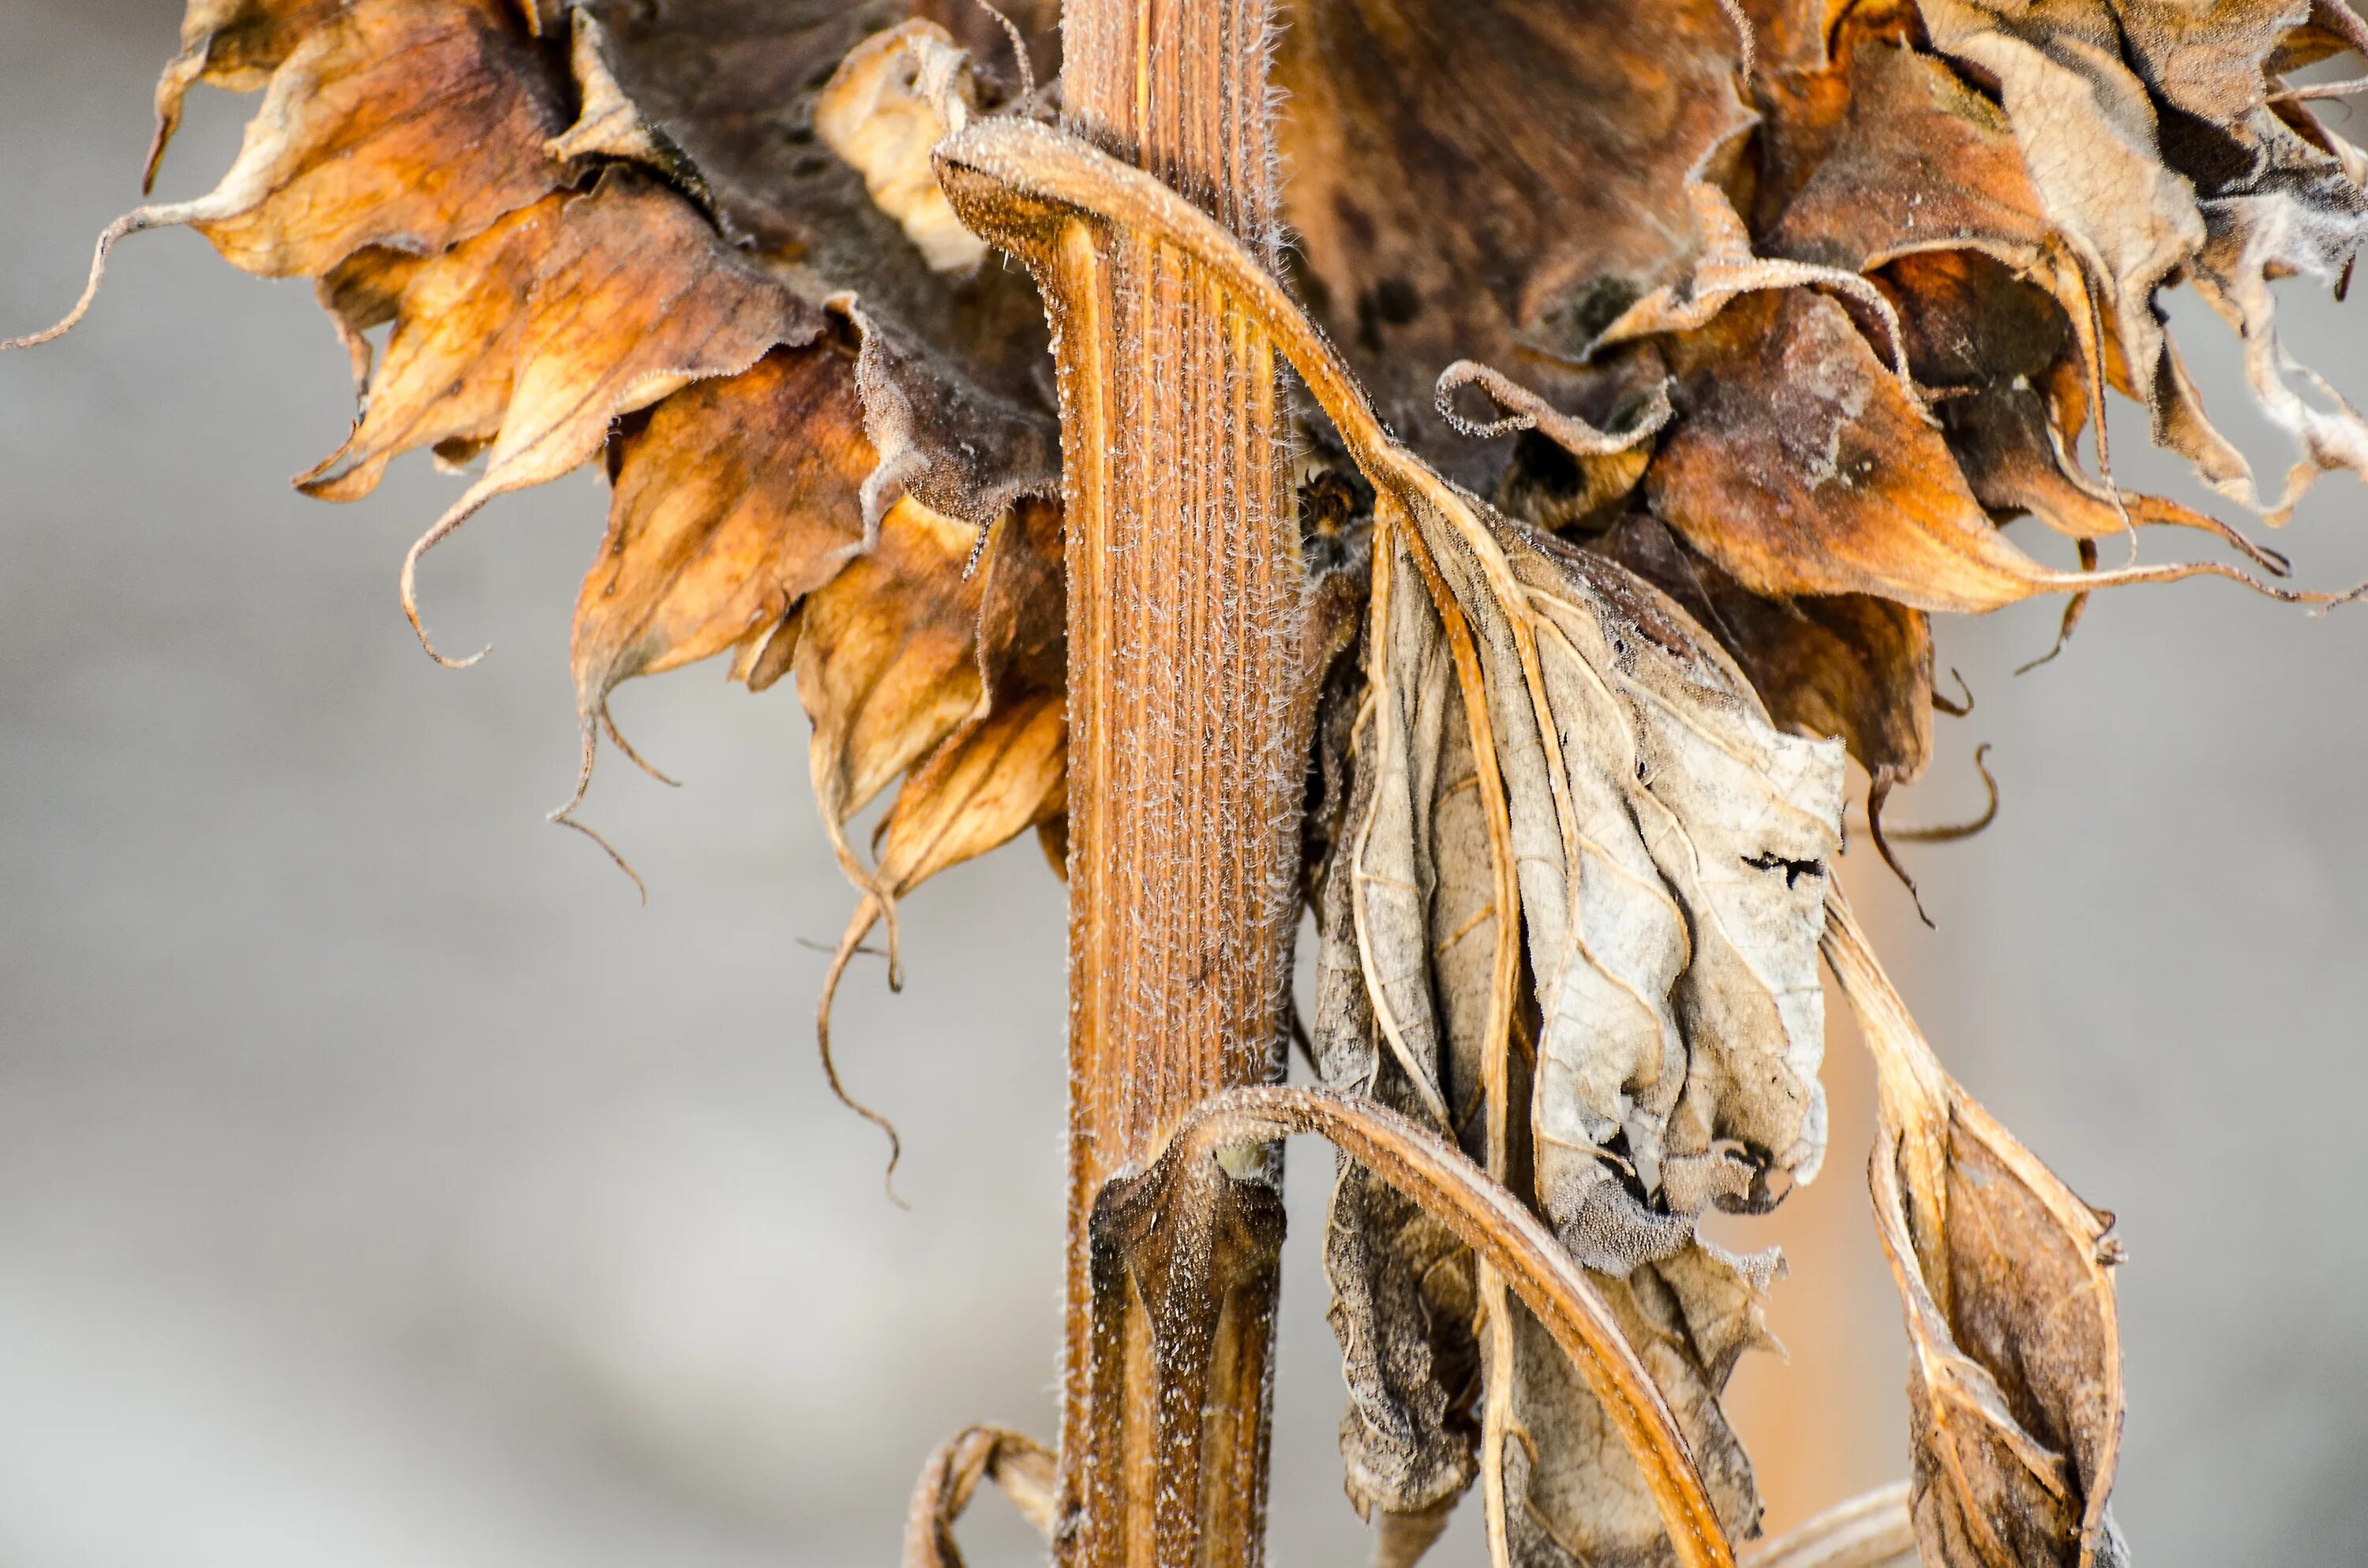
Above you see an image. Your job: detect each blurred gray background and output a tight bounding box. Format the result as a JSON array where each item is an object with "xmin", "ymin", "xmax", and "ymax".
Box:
[{"xmin": 4, "ymin": 3, "xmax": 2365, "ymax": 1564}]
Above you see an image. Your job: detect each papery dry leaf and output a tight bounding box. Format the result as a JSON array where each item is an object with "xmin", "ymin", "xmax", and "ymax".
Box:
[
  {"xmin": 1502, "ymin": 1242, "xmax": 1778, "ymax": 1567},
  {"xmin": 571, "ymin": 338, "xmax": 873, "ymax": 724},
  {"xmin": 296, "ymin": 194, "xmax": 568, "ymax": 502},
  {"xmin": 1899, "ymin": 0, "xmax": 2368, "ymax": 511},
  {"xmin": 1597, "ymin": 515, "xmax": 1935, "ymax": 799},
  {"xmin": 818, "ymin": 21, "xmax": 990, "ymax": 275},
  {"xmin": 1271, "ymin": 0, "xmax": 1753, "ymax": 477},
  {"xmin": 862, "ymin": 495, "xmax": 1066, "ymax": 905},
  {"xmin": 18, "ymin": 0, "xmax": 569, "ymax": 350},
  {"xmin": 903, "ymin": 1424, "xmax": 1059, "ymax": 1568},
  {"xmin": 836, "ymin": 298, "xmax": 1062, "ymax": 534},
  {"xmin": 1312, "ymin": 627, "xmax": 1486, "ymax": 1541},
  {"xmin": 143, "ymin": 0, "xmax": 347, "ymax": 192},
  {"xmin": 398, "ymin": 167, "xmax": 823, "ymax": 662},
  {"xmin": 1823, "ymin": 893, "xmax": 2128, "ymax": 1568},
  {"xmin": 796, "ymin": 496, "xmax": 990, "ymax": 899}
]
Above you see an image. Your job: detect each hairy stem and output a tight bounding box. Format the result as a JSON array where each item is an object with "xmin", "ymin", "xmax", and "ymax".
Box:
[{"xmin": 1048, "ymin": 5, "xmax": 1302, "ymax": 1566}]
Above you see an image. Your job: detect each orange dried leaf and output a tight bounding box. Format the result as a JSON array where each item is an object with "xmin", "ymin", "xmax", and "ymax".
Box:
[
  {"xmin": 298, "ymin": 194, "xmax": 568, "ymax": 502},
  {"xmin": 401, "ymin": 169, "xmax": 824, "ymax": 662},
  {"xmin": 796, "ymin": 496, "xmax": 990, "ymax": 895},
  {"xmin": 24, "ymin": 0, "xmax": 570, "ymax": 350},
  {"xmin": 572, "ymin": 339, "xmax": 873, "ymax": 714},
  {"xmin": 1645, "ymin": 287, "xmax": 2314, "ymax": 611},
  {"xmin": 143, "ymin": 0, "xmax": 345, "ymax": 191}
]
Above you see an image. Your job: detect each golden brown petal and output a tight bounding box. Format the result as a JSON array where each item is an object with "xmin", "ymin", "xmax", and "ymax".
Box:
[
  {"xmin": 144, "ymin": 0, "xmax": 344, "ymax": 192},
  {"xmin": 298, "ymin": 195, "xmax": 568, "ymax": 502},
  {"xmin": 399, "ymin": 169, "xmax": 825, "ymax": 663},
  {"xmin": 571, "ymin": 339, "xmax": 873, "ymax": 718},
  {"xmin": 796, "ymin": 497, "xmax": 991, "ymax": 901},
  {"xmin": 19, "ymin": 0, "xmax": 570, "ymax": 353},
  {"xmin": 1643, "ymin": 287, "xmax": 2317, "ymax": 611}
]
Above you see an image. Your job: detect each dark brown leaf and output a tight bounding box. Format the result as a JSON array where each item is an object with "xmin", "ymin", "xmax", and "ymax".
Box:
[{"xmin": 1272, "ymin": 0, "xmax": 1753, "ymax": 477}]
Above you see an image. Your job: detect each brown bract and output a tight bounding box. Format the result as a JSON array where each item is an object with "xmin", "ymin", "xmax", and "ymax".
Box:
[
  {"xmin": 297, "ymin": 194, "xmax": 569, "ymax": 502},
  {"xmin": 398, "ymin": 168, "xmax": 823, "ymax": 663},
  {"xmin": 1824, "ymin": 895, "xmax": 2126, "ymax": 1568},
  {"xmin": 141, "ymin": 0, "xmax": 566, "ymax": 283},
  {"xmin": 1272, "ymin": 0, "xmax": 1752, "ymax": 477},
  {"xmin": 572, "ymin": 339, "xmax": 873, "ymax": 718},
  {"xmin": 144, "ymin": 0, "xmax": 348, "ymax": 192}
]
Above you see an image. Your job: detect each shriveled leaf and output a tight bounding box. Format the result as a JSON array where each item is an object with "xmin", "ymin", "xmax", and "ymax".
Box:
[
  {"xmin": 797, "ymin": 496, "xmax": 989, "ymax": 895},
  {"xmin": 1503, "ymin": 1243, "xmax": 1778, "ymax": 1566},
  {"xmin": 1823, "ymin": 893, "xmax": 2128, "ymax": 1568},
  {"xmin": 1598, "ymin": 515, "xmax": 1935, "ymax": 797},
  {"xmin": 818, "ymin": 21, "xmax": 990, "ymax": 275},
  {"xmin": 399, "ymin": 168, "xmax": 824, "ymax": 661},
  {"xmin": 568, "ymin": 0, "xmax": 1054, "ymax": 395},
  {"xmin": 903, "ymin": 1424, "xmax": 1058, "ymax": 1568},
  {"xmin": 837, "ymin": 298, "xmax": 1062, "ymax": 533},
  {"xmin": 864, "ymin": 496, "xmax": 1066, "ymax": 904},
  {"xmin": 1271, "ymin": 0, "xmax": 1753, "ymax": 476},
  {"xmin": 22, "ymin": 0, "xmax": 569, "ymax": 348},
  {"xmin": 297, "ymin": 194, "xmax": 568, "ymax": 501},
  {"xmin": 571, "ymin": 338, "xmax": 872, "ymax": 718},
  {"xmin": 1642, "ymin": 286, "xmax": 2314, "ymax": 611},
  {"xmin": 144, "ymin": 0, "xmax": 345, "ymax": 190}
]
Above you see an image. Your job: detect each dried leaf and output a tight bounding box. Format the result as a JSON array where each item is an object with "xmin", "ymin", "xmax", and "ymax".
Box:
[
  {"xmin": 1642, "ymin": 286, "xmax": 2321, "ymax": 611},
  {"xmin": 1823, "ymin": 892, "xmax": 2128, "ymax": 1568},
  {"xmin": 143, "ymin": 0, "xmax": 346, "ymax": 191},
  {"xmin": 796, "ymin": 497, "xmax": 990, "ymax": 900},
  {"xmin": 1271, "ymin": 0, "xmax": 1754, "ymax": 475},
  {"xmin": 568, "ymin": 0, "xmax": 1053, "ymax": 391},
  {"xmin": 18, "ymin": 0, "xmax": 569, "ymax": 348},
  {"xmin": 903, "ymin": 1424, "xmax": 1058, "ymax": 1568},
  {"xmin": 571, "ymin": 339, "xmax": 872, "ymax": 720},
  {"xmin": 399, "ymin": 168, "xmax": 823, "ymax": 663},
  {"xmin": 837, "ymin": 298, "xmax": 1062, "ymax": 533},
  {"xmin": 864, "ymin": 496, "xmax": 1066, "ymax": 904},
  {"xmin": 818, "ymin": 21, "xmax": 990, "ymax": 275},
  {"xmin": 1598, "ymin": 515, "xmax": 1935, "ymax": 797},
  {"xmin": 296, "ymin": 194, "xmax": 568, "ymax": 502}
]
